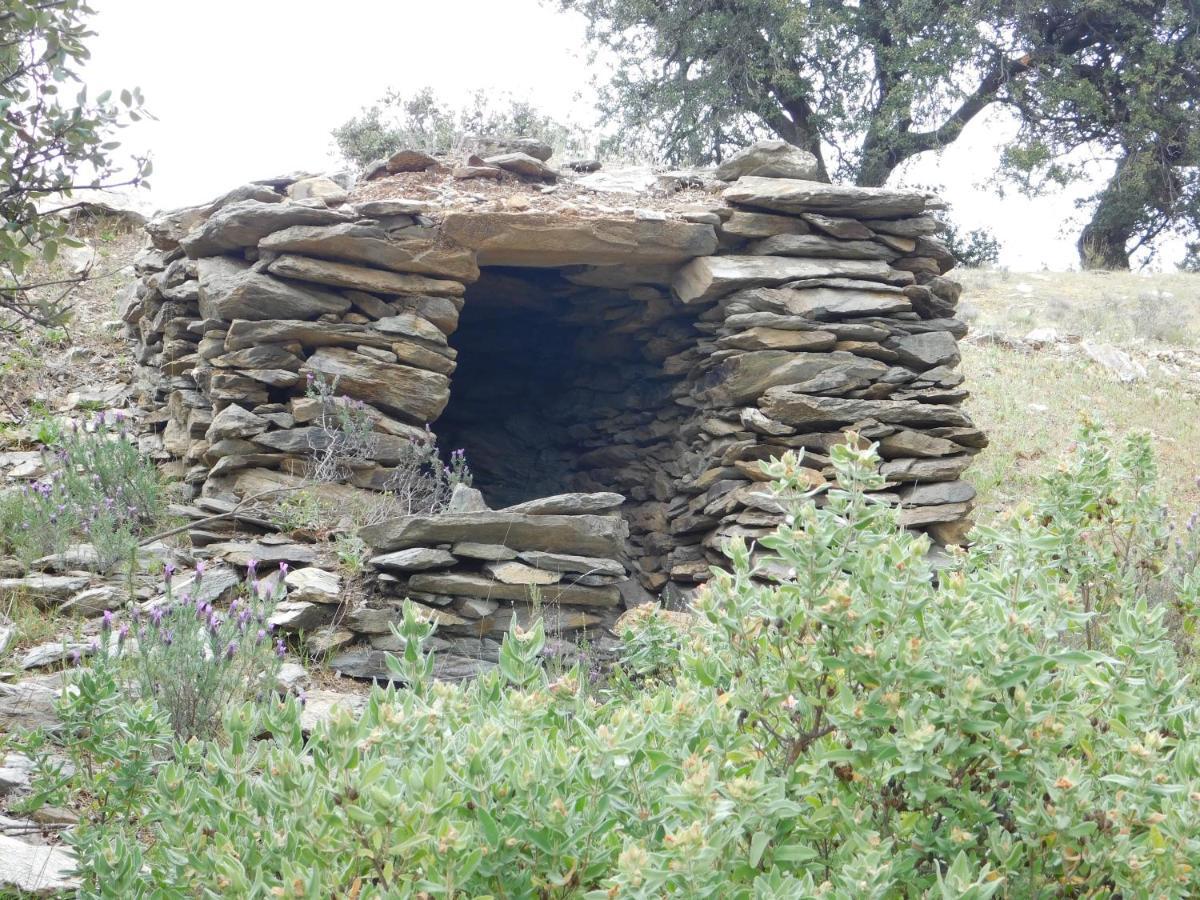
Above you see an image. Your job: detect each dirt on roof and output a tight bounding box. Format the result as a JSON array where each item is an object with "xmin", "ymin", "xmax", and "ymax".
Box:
[{"xmin": 349, "ymin": 164, "xmax": 730, "ymax": 222}]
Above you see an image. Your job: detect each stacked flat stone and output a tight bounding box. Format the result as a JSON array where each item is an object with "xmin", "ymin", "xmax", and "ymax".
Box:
[{"xmin": 120, "ymin": 146, "xmax": 981, "ymax": 677}]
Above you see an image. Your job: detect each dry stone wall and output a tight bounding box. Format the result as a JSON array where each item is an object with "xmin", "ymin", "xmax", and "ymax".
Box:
[{"xmin": 120, "ymin": 141, "xmax": 981, "ymax": 676}]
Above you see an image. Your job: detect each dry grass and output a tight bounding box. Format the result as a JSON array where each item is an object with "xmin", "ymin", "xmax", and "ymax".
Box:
[
  {"xmin": 959, "ymin": 268, "xmax": 1200, "ymax": 524},
  {"xmin": 958, "ymin": 268, "xmax": 1200, "ymax": 347}
]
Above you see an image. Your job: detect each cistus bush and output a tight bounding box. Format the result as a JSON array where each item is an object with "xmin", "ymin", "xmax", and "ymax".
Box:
[
  {"xmin": 0, "ymin": 414, "xmax": 162, "ymax": 570},
  {"xmin": 28, "ymin": 426, "xmax": 1200, "ymax": 897}
]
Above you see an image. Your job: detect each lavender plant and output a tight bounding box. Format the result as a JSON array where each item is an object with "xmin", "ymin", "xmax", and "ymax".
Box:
[
  {"xmin": 0, "ymin": 414, "xmax": 161, "ymax": 570},
  {"xmin": 301, "ymin": 370, "xmax": 472, "ymax": 519},
  {"xmin": 114, "ymin": 559, "xmax": 287, "ymax": 741}
]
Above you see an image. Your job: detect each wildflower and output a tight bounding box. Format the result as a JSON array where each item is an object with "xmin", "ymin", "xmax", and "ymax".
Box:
[
  {"xmin": 256, "ymin": 629, "xmax": 267, "ymax": 644},
  {"xmin": 275, "ymin": 639, "xmax": 286, "ymax": 658},
  {"xmin": 225, "ymin": 641, "xmax": 238, "ymax": 660},
  {"xmin": 279, "ymin": 561, "xmax": 289, "ymax": 575},
  {"xmin": 246, "ymin": 558, "xmax": 258, "ymax": 578},
  {"xmin": 195, "ymin": 560, "xmax": 206, "ymax": 577},
  {"xmin": 101, "ymin": 610, "xmax": 114, "ymax": 632},
  {"xmin": 164, "ymin": 562, "xmax": 176, "ymax": 579},
  {"xmin": 117, "ymin": 624, "xmax": 129, "ymax": 645},
  {"xmin": 69, "ymin": 648, "xmax": 82, "ymax": 665}
]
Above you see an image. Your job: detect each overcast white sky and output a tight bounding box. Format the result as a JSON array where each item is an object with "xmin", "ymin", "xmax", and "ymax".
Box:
[{"xmin": 81, "ymin": 0, "xmax": 1181, "ymax": 271}]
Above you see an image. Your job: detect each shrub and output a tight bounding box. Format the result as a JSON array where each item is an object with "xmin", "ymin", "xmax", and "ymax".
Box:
[
  {"xmin": 332, "ymin": 85, "xmax": 591, "ymax": 168},
  {"xmin": 303, "ymin": 371, "xmax": 472, "ymax": 517},
  {"xmin": 23, "ymin": 426, "xmax": 1200, "ymax": 896},
  {"xmin": 0, "ymin": 415, "xmax": 162, "ymax": 570},
  {"xmin": 941, "ymin": 218, "xmax": 1002, "ymax": 268},
  {"xmin": 112, "ymin": 560, "xmax": 287, "ymax": 741}
]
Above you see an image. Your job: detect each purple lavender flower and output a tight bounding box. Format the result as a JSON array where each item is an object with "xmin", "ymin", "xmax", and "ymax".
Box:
[
  {"xmin": 255, "ymin": 628, "xmax": 266, "ymax": 644},
  {"xmin": 101, "ymin": 610, "xmax": 114, "ymax": 632},
  {"xmin": 225, "ymin": 641, "xmax": 238, "ymax": 660},
  {"xmin": 279, "ymin": 561, "xmax": 289, "ymax": 576},
  {"xmin": 195, "ymin": 560, "xmax": 206, "ymax": 577},
  {"xmin": 164, "ymin": 562, "xmax": 176, "ymax": 579}
]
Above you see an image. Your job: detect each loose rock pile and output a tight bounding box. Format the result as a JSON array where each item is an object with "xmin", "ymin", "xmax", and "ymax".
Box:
[{"xmin": 119, "ymin": 139, "xmax": 981, "ymax": 674}]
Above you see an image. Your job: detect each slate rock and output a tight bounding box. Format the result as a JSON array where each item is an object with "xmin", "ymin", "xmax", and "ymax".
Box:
[
  {"xmin": 714, "ymin": 139, "xmax": 822, "ymax": 181},
  {"xmin": 442, "ymin": 212, "xmax": 717, "ymax": 267},
  {"xmin": 500, "ymin": 491, "xmax": 624, "ymax": 515},
  {"xmin": 197, "ymin": 256, "xmax": 351, "ymax": 321},
  {"xmin": 0, "ymin": 834, "xmax": 79, "ymax": 895},
  {"xmin": 747, "ymin": 233, "xmax": 894, "ymax": 260},
  {"xmin": 206, "ymin": 403, "xmax": 268, "ymax": 441},
  {"xmin": 516, "ymin": 550, "xmax": 626, "ymax": 577},
  {"xmin": 724, "ymin": 176, "xmax": 928, "ymax": 218},
  {"xmin": 180, "ymin": 200, "xmax": 350, "ymax": 257},
  {"xmin": 482, "ymin": 561, "xmax": 562, "ymax": 585},
  {"xmin": 300, "ymin": 347, "xmax": 450, "ymax": 422},
  {"xmin": 267, "ymin": 254, "xmax": 465, "ymax": 298},
  {"xmin": 386, "ymin": 149, "xmax": 439, "ymax": 173},
  {"xmin": 260, "ymin": 224, "xmax": 479, "ymax": 282},
  {"xmin": 370, "ymin": 548, "xmax": 457, "ymax": 571},
  {"xmin": 407, "ymin": 572, "xmax": 620, "ymax": 607},
  {"xmin": 673, "ymin": 256, "xmax": 910, "ymax": 303},
  {"xmin": 0, "ymin": 575, "xmax": 90, "ymax": 607},
  {"xmin": 483, "ymin": 152, "xmax": 557, "ymax": 181},
  {"xmin": 360, "ymin": 511, "xmax": 628, "ymax": 558},
  {"xmin": 284, "ymin": 567, "xmax": 343, "ymax": 604}
]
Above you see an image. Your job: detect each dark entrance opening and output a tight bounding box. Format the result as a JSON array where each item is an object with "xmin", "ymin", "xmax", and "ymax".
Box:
[{"xmin": 435, "ymin": 266, "xmax": 688, "ymax": 507}]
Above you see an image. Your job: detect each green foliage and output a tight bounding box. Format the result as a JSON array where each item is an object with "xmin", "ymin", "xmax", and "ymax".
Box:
[
  {"xmin": 940, "ymin": 220, "xmax": 1002, "ymax": 269},
  {"xmin": 22, "ymin": 426, "xmax": 1200, "ymax": 896},
  {"xmin": 562, "ymin": 0, "xmax": 1200, "ymax": 275},
  {"xmin": 0, "ymin": 415, "xmax": 163, "ymax": 570},
  {"xmin": 996, "ymin": 2, "xmax": 1198, "ymax": 269},
  {"xmin": 1, "ymin": 0, "xmax": 150, "ymax": 328},
  {"xmin": 332, "ymin": 85, "xmax": 590, "ymax": 168}
]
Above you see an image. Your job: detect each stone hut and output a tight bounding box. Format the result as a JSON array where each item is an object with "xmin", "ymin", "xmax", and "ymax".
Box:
[{"xmin": 120, "ymin": 140, "xmax": 982, "ymax": 677}]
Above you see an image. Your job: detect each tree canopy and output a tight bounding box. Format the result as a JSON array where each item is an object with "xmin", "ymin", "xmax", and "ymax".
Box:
[
  {"xmin": 562, "ymin": 0, "xmax": 1200, "ymax": 267},
  {"xmin": 999, "ymin": 1, "xmax": 1198, "ymax": 269},
  {"xmin": 1, "ymin": 0, "xmax": 149, "ymax": 328}
]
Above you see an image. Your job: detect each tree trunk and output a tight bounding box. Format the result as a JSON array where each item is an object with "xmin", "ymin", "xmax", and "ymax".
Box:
[{"xmin": 1078, "ymin": 154, "xmax": 1138, "ymax": 270}]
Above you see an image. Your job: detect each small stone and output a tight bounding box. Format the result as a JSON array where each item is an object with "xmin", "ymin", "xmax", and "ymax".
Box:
[
  {"xmin": 446, "ymin": 484, "xmax": 488, "ymax": 513},
  {"xmin": 304, "ymin": 626, "xmax": 355, "ymax": 655},
  {"xmin": 268, "ymin": 600, "xmax": 332, "ymax": 632},
  {"xmin": 451, "ymin": 542, "xmax": 518, "ymax": 561},
  {"xmin": 299, "ymin": 689, "xmax": 367, "ymax": 731},
  {"xmin": 714, "ymin": 139, "xmax": 822, "ymax": 181},
  {"xmin": 483, "ymin": 152, "xmax": 557, "ymax": 181},
  {"xmin": 370, "ymin": 548, "xmax": 457, "ymax": 572},
  {"xmin": 482, "ymin": 561, "xmax": 562, "ymax": 585},
  {"xmin": 0, "ymin": 834, "xmax": 79, "ymax": 895},
  {"xmin": 516, "ymin": 550, "xmax": 625, "ymax": 577},
  {"xmin": 286, "ymin": 175, "xmax": 349, "ymax": 205},
  {"xmin": 205, "ymin": 403, "xmax": 269, "ymax": 441},
  {"xmin": 0, "ymin": 575, "xmax": 90, "ymax": 607},
  {"xmin": 284, "ymin": 567, "xmax": 342, "ymax": 604},
  {"xmin": 501, "ymin": 492, "xmax": 624, "ymax": 515},
  {"xmin": 60, "ymin": 585, "xmax": 119, "ymax": 618},
  {"xmin": 386, "ymin": 148, "xmax": 439, "ymax": 173}
]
